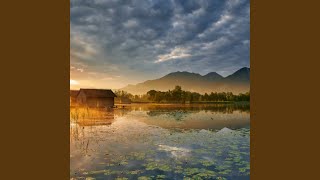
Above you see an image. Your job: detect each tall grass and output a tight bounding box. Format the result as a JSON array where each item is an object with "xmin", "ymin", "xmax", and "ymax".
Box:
[{"xmin": 70, "ymin": 107, "xmax": 115, "ymax": 128}]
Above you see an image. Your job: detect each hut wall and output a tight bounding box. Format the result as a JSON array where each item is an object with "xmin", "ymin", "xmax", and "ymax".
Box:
[
  {"xmin": 76, "ymin": 91, "xmax": 87, "ymax": 105},
  {"xmin": 70, "ymin": 97, "xmax": 78, "ymax": 106},
  {"xmin": 86, "ymin": 97, "xmax": 114, "ymax": 108}
]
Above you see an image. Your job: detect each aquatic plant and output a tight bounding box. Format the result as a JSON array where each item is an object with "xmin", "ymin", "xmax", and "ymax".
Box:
[
  {"xmin": 85, "ymin": 169, "xmax": 109, "ymax": 175},
  {"xmin": 129, "ymin": 152, "xmax": 146, "ymax": 160},
  {"xmin": 144, "ymin": 161, "xmax": 171, "ymax": 172},
  {"xmin": 174, "ymin": 165, "xmax": 183, "ymax": 173},
  {"xmin": 119, "ymin": 160, "xmax": 129, "ymax": 165},
  {"xmin": 85, "ymin": 177, "xmax": 96, "ymax": 180},
  {"xmin": 156, "ymin": 174, "xmax": 166, "ymax": 179},
  {"xmin": 138, "ymin": 176, "xmax": 152, "ymax": 180},
  {"xmin": 216, "ymin": 177, "xmax": 227, "ymax": 180},
  {"xmin": 195, "ymin": 169, "xmax": 216, "ymax": 178},
  {"xmin": 218, "ymin": 169, "xmax": 232, "ymax": 175},
  {"xmin": 115, "ymin": 178, "xmax": 128, "ymax": 180},
  {"xmin": 103, "ymin": 169, "xmax": 112, "ymax": 175},
  {"xmin": 185, "ymin": 168, "xmax": 200, "ymax": 176},
  {"xmin": 128, "ymin": 170, "xmax": 142, "ymax": 175},
  {"xmin": 199, "ymin": 159, "xmax": 215, "ymax": 167}
]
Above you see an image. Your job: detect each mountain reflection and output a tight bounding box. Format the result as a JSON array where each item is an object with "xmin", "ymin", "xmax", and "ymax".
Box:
[
  {"xmin": 113, "ymin": 104, "xmax": 250, "ymax": 130},
  {"xmin": 70, "ymin": 103, "xmax": 250, "ymax": 130}
]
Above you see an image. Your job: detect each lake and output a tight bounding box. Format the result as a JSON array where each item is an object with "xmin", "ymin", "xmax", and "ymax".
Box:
[{"xmin": 70, "ymin": 103, "xmax": 250, "ymax": 180}]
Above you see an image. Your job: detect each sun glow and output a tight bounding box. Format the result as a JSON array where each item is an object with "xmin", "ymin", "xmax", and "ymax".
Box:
[{"xmin": 70, "ymin": 79, "xmax": 79, "ymax": 85}]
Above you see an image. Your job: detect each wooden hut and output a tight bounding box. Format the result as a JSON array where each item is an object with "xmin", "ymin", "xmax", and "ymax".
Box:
[{"xmin": 76, "ymin": 89, "xmax": 117, "ymax": 108}]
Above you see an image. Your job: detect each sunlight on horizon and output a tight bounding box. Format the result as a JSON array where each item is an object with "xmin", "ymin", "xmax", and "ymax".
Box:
[{"xmin": 70, "ymin": 79, "xmax": 79, "ymax": 85}]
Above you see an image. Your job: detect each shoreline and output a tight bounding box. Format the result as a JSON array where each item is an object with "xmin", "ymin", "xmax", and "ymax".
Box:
[{"xmin": 70, "ymin": 101, "xmax": 250, "ymax": 109}]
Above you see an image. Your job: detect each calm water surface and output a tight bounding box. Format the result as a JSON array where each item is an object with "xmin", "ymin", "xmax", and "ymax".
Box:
[{"xmin": 70, "ymin": 104, "xmax": 250, "ymax": 180}]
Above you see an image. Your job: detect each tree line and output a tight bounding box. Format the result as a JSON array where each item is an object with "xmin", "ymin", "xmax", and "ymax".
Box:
[{"xmin": 114, "ymin": 86, "xmax": 250, "ymax": 103}]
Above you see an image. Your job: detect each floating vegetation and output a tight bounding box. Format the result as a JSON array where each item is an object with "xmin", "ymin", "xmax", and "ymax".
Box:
[
  {"xmin": 85, "ymin": 169, "xmax": 109, "ymax": 175},
  {"xmin": 115, "ymin": 178, "xmax": 128, "ymax": 180},
  {"xmin": 129, "ymin": 152, "xmax": 146, "ymax": 160},
  {"xmin": 182, "ymin": 168, "xmax": 218, "ymax": 179},
  {"xmin": 218, "ymin": 169, "xmax": 232, "ymax": 175},
  {"xmin": 174, "ymin": 165, "xmax": 183, "ymax": 174},
  {"xmin": 185, "ymin": 168, "xmax": 201, "ymax": 176},
  {"xmin": 85, "ymin": 177, "xmax": 96, "ymax": 180},
  {"xmin": 103, "ymin": 169, "xmax": 112, "ymax": 175},
  {"xmin": 119, "ymin": 160, "xmax": 129, "ymax": 166},
  {"xmin": 144, "ymin": 161, "xmax": 171, "ymax": 172},
  {"xmin": 128, "ymin": 170, "xmax": 142, "ymax": 175},
  {"xmin": 138, "ymin": 176, "xmax": 152, "ymax": 180},
  {"xmin": 216, "ymin": 177, "xmax": 227, "ymax": 180},
  {"xmin": 156, "ymin": 174, "xmax": 166, "ymax": 179},
  {"xmin": 199, "ymin": 159, "xmax": 215, "ymax": 167}
]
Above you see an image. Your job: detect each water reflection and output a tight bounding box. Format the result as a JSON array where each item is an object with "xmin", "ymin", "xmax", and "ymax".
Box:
[
  {"xmin": 70, "ymin": 104, "xmax": 250, "ymax": 180},
  {"xmin": 116, "ymin": 103, "xmax": 250, "ymax": 130},
  {"xmin": 118, "ymin": 103, "xmax": 250, "ymax": 114}
]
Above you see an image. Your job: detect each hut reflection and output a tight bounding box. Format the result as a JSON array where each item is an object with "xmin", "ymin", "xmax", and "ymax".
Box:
[{"xmin": 70, "ymin": 108, "xmax": 116, "ymax": 155}]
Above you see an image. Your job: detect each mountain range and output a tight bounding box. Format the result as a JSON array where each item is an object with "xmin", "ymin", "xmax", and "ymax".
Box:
[{"xmin": 120, "ymin": 67, "xmax": 250, "ymax": 95}]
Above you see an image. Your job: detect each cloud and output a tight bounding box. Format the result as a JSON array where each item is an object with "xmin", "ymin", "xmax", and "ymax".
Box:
[
  {"xmin": 123, "ymin": 19, "xmax": 139, "ymax": 28},
  {"xmin": 70, "ymin": 0, "xmax": 250, "ymax": 87},
  {"xmin": 156, "ymin": 47, "xmax": 191, "ymax": 63},
  {"xmin": 76, "ymin": 68, "xmax": 84, "ymax": 72}
]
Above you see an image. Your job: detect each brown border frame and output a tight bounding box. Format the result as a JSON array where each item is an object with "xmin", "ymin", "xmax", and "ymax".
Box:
[
  {"xmin": 1, "ymin": 0, "xmax": 320, "ymax": 179},
  {"xmin": 1, "ymin": 1, "xmax": 70, "ymax": 179},
  {"xmin": 251, "ymin": 0, "xmax": 320, "ymax": 179}
]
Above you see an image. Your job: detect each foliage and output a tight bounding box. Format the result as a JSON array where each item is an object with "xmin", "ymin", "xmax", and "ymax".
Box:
[{"xmin": 115, "ymin": 86, "xmax": 250, "ymax": 103}]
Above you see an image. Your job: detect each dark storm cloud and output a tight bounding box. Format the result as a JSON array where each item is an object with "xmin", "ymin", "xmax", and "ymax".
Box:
[{"xmin": 70, "ymin": 0, "xmax": 250, "ymax": 87}]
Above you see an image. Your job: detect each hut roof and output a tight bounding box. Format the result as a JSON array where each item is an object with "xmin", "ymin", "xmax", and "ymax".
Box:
[
  {"xmin": 79, "ymin": 89, "xmax": 117, "ymax": 98},
  {"xmin": 70, "ymin": 90, "xmax": 79, "ymax": 98}
]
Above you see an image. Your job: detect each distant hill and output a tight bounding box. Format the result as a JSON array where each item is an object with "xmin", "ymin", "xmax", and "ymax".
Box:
[{"xmin": 120, "ymin": 67, "xmax": 250, "ymax": 95}]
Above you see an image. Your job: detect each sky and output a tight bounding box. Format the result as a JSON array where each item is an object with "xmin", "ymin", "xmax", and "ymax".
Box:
[{"xmin": 70, "ymin": 0, "xmax": 250, "ymax": 89}]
